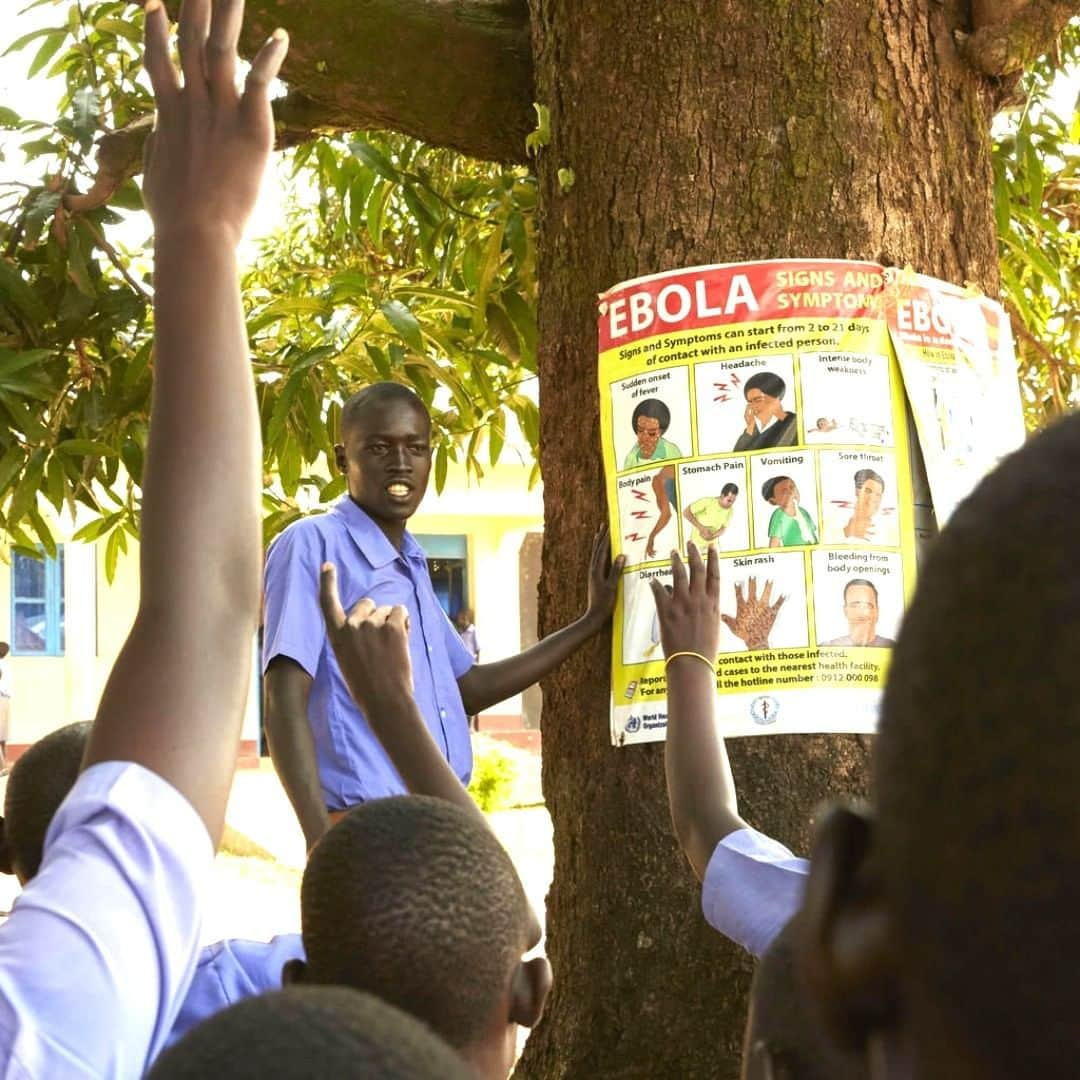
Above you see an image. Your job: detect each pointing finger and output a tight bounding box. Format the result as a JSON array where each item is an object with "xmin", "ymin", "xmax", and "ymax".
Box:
[
  {"xmin": 706, "ymin": 543, "xmax": 720, "ymax": 601},
  {"xmin": 318, "ymin": 562, "xmax": 347, "ymax": 630}
]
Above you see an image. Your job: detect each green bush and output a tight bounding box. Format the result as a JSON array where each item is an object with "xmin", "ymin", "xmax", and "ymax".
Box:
[{"xmin": 468, "ymin": 737, "xmax": 518, "ymax": 812}]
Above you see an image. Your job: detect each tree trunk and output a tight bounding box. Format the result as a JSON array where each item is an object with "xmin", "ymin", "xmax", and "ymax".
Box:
[{"xmin": 520, "ymin": 2, "xmax": 997, "ymax": 1076}]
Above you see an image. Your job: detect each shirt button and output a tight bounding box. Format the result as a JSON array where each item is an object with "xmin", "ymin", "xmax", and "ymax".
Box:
[
  {"xmin": 427, "ymin": 645, "xmax": 433, "ymax": 654},
  {"xmin": 440, "ymin": 709, "xmax": 446, "ymax": 718}
]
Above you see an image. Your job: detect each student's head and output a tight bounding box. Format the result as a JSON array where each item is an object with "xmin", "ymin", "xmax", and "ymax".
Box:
[
  {"xmin": 454, "ymin": 608, "xmax": 474, "ymax": 631},
  {"xmin": 292, "ymin": 796, "xmax": 550, "ymax": 1080},
  {"xmin": 801, "ymin": 415, "xmax": 1080, "ymax": 1078},
  {"xmin": 719, "ymin": 482, "xmax": 739, "ymax": 508},
  {"xmin": 0, "ymin": 720, "xmax": 89, "ymax": 884},
  {"xmin": 762, "ymin": 476, "xmax": 798, "ymax": 508},
  {"xmin": 744, "ymin": 372, "xmax": 787, "ymax": 422},
  {"xmin": 852, "ymin": 469, "xmax": 884, "ymax": 517},
  {"xmin": 742, "ymin": 919, "xmax": 867, "ymax": 1080},
  {"xmin": 840, "ymin": 578, "xmax": 878, "ymax": 638},
  {"xmin": 148, "ymin": 987, "xmax": 473, "ymax": 1079},
  {"xmin": 0, "ymin": 641, "xmax": 10, "ymax": 659},
  {"xmin": 335, "ymin": 383, "xmax": 433, "ymax": 528},
  {"xmin": 630, "ymin": 398, "xmax": 671, "ymax": 459}
]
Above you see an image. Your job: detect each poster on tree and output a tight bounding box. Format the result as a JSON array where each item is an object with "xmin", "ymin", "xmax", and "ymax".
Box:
[{"xmin": 598, "ymin": 259, "xmax": 1022, "ymax": 746}]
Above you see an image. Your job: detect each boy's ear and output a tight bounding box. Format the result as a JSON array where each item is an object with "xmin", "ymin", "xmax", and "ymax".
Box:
[
  {"xmin": 508, "ymin": 956, "xmax": 552, "ymax": 1029},
  {"xmin": 798, "ymin": 803, "xmax": 899, "ymax": 1053},
  {"xmin": 333, "ymin": 443, "xmax": 347, "ymax": 474},
  {"xmin": 281, "ymin": 958, "xmax": 308, "ymax": 986},
  {"xmin": 0, "ymin": 817, "xmax": 13, "ymax": 877}
]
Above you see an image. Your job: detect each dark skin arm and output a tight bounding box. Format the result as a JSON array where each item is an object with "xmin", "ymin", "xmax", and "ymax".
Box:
[
  {"xmin": 83, "ymin": 0, "xmax": 288, "ymax": 844},
  {"xmin": 645, "ymin": 467, "xmax": 675, "ymax": 558},
  {"xmin": 456, "ymin": 526, "xmax": 624, "ymax": 715},
  {"xmin": 650, "ymin": 544, "xmax": 745, "ymax": 881},
  {"xmin": 317, "ymin": 563, "xmax": 485, "ymax": 827},
  {"xmin": 263, "ymin": 658, "xmax": 329, "ymax": 851}
]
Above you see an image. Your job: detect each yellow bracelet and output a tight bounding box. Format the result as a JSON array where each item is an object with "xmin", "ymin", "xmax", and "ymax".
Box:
[{"xmin": 664, "ymin": 650, "xmax": 715, "ymax": 672}]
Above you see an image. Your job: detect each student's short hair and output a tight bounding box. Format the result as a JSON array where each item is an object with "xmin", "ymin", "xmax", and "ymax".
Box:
[
  {"xmin": 148, "ymin": 987, "xmax": 472, "ymax": 1079},
  {"xmin": 340, "ymin": 382, "xmax": 430, "ymax": 437},
  {"xmin": 873, "ymin": 414, "xmax": 1080, "ymax": 1077},
  {"xmin": 748, "ymin": 920, "xmax": 866, "ymax": 1080},
  {"xmin": 744, "ymin": 371, "xmax": 786, "ymax": 401},
  {"xmin": 853, "ymin": 468, "xmax": 884, "ymax": 493},
  {"xmin": 761, "ymin": 476, "xmax": 792, "ymax": 503},
  {"xmin": 302, "ymin": 796, "xmax": 531, "ymax": 1051},
  {"xmin": 841, "ymin": 578, "xmax": 877, "ymax": 605},
  {"xmin": 721, "ymin": 482, "xmax": 739, "ymax": 497},
  {"xmin": 4, "ymin": 721, "xmax": 89, "ymax": 879},
  {"xmin": 631, "ymin": 398, "xmax": 671, "ymax": 434}
]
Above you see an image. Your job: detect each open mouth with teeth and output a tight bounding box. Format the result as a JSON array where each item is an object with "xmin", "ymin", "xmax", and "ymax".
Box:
[{"xmin": 386, "ymin": 482, "xmax": 413, "ymax": 499}]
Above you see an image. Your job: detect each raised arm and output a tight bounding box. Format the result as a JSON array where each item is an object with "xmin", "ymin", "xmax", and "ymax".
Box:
[
  {"xmin": 456, "ymin": 526, "xmax": 624, "ymax": 716},
  {"xmin": 84, "ymin": 0, "xmax": 288, "ymax": 844},
  {"xmin": 650, "ymin": 544, "xmax": 745, "ymax": 880},
  {"xmin": 317, "ymin": 563, "xmax": 484, "ymax": 826}
]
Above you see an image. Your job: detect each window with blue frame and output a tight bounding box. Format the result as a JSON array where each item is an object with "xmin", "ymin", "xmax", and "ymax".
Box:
[
  {"xmin": 414, "ymin": 534, "xmax": 468, "ymax": 618},
  {"xmin": 11, "ymin": 548, "xmax": 65, "ymax": 656}
]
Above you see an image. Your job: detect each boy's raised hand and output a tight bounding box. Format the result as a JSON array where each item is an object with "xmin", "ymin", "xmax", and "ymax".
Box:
[
  {"xmin": 649, "ymin": 543, "xmax": 721, "ymax": 662},
  {"xmin": 142, "ymin": 0, "xmax": 287, "ymax": 243},
  {"xmin": 319, "ymin": 562, "xmax": 415, "ymax": 715}
]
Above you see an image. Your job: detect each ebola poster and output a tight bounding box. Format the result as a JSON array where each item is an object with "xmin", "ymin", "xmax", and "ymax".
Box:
[
  {"xmin": 599, "ymin": 259, "xmax": 1021, "ymax": 746},
  {"xmin": 884, "ymin": 269, "xmax": 1026, "ymax": 527}
]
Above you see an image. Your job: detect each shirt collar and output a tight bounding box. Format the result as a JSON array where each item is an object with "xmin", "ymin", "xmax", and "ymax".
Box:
[{"xmin": 331, "ymin": 497, "xmax": 426, "ymax": 568}]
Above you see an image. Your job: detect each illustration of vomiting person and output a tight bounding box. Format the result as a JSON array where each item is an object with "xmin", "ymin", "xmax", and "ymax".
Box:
[
  {"xmin": 763, "ymin": 476, "xmax": 819, "ymax": 548},
  {"xmin": 683, "ymin": 484, "xmax": 739, "ymax": 549},
  {"xmin": 624, "ymin": 398, "xmax": 682, "ymax": 469},
  {"xmin": 733, "ymin": 372, "xmax": 798, "ymax": 451}
]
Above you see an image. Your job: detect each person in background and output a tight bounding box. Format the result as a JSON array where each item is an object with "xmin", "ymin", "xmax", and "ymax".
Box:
[
  {"xmin": 0, "ymin": 642, "xmax": 11, "ymax": 776},
  {"xmin": 454, "ymin": 608, "xmax": 481, "ymax": 730}
]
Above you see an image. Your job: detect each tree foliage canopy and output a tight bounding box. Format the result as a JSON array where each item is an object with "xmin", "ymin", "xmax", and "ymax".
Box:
[{"xmin": 0, "ymin": 1, "xmax": 1076, "ymax": 571}]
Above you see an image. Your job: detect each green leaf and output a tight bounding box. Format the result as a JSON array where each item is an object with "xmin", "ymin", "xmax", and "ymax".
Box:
[
  {"xmin": 1024, "ymin": 136, "xmax": 1044, "ymax": 210},
  {"xmin": 319, "ymin": 474, "xmax": 346, "ymax": 502},
  {"xmin": 72, "ymin": 511, "xmax": 121, "ymax": 543},
  {"xmin": 57, "ymin": 439, "xmax": 117, "ymax": 457},
  {"xmin": 44, "ymin": 453, "xmax": 66, "ymax": 511},
  {"xmin": 380, "ymin": 299, "xmax": 424, "ymax": 353},
  {"xmin": 72, "ymin": 86, "xmax": 99, "ymax": 147},
  {"xmin": 366, "ymin": 179, "xmax": 394, "ymax": 249},
  {"xmin": 349, "ymin": 140, "xmax": 399, "ymax": 182},
  {"xmin": 6, "ymin": 448, "xmax": 47, "ymax": 525},
  {"xmin": 0, "ymin": 106, "xmax": 22, "ymax": 128},
  {"xmin": 0, "ymin": 258, "xmax": 49, "ymax": 325},
  {"xmin": 2, "ymin": 25, "xmax": 64, "ymax": 57},
  {"xmin": 0, "ymin": 446, "xmax": 27, "ymax": 496},
  {"xmin": 104, "ymin": 525, "xmax": 126, "ymax": 583},
  {"xmin": 27, "ymin": 30, "xmax": 68, "ymax": 78},
  {"xmin": 94, "ymin": 16, "xmax": 143, "ymax": 44},
  {"xmin": 488, "ymin": 409, "xmax": 505, "ymax": 466},
  {"xmin": 27, "ymin": 505, "xmax": 56, "ymax": 559},
  {"xmin": 434, "ymin": 442, "xmax": 448, "ymax": 492}
]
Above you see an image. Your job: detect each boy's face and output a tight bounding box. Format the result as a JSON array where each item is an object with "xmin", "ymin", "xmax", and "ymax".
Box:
[
  {"xmin": 854, "ymin": 478, "xmax": 883, "ymax": 517},
  {"xmin": 719, "ymin": 491, "xmax": 738, "ymax": 509},
  {"xmin": 335, "ymin": 399, "xmax": 433, "ymax": 526}
]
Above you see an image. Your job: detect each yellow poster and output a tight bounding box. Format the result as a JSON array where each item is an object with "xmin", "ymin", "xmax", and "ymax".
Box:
[{"xmin": 599, "ymin": 259, "xmax": 920, "ymax": 744}]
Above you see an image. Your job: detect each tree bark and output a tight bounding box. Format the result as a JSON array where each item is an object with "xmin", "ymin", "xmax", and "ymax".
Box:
[{"xmin": 518, "ymin": 2, "xmax": 998, "ymax": 1076}]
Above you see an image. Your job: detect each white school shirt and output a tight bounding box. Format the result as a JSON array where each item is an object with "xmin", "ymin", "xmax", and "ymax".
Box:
[
  {"xmin": 700, "ymin": 826, "xmax": 810, "ymax": 957},
  {"xmin": 0, "ymin": 761, "xmax": 213, "ymax": 1078}
]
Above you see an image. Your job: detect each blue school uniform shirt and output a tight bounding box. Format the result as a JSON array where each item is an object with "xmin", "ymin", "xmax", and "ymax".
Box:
[
  {"xmin": 262, "ymin": 498, "xmax": 475, "ymax": 809},
  {"xmin": 164, "ymin": 934, "xmax": 305, "ymax": 1050},
  {"xmin": 0, "ymin": 761, "xmax": 212, "ymax": 1078},
  {"xmin": 701, "ymin": 826, "xmax": 810, "ymax": 956}
]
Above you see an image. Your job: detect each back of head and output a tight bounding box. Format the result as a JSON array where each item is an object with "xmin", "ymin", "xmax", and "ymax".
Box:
[
  {"xmin": 874, "ymin": 413, "xmax": 1080, "ymax": 1076},
  {"xmin": 4, "ymin": 721, "xmax": 90, "ymax": 879},
  {"xmin": 743, "ymin": 919, "xmax": 866, "ymax": 1080},
  {"xmin": 148, "ymin": 987, "xmax": 472, "ymax": 1079},
  {"xmin": 301, "ymin": 795, "xmax": 531, "ymax": 1051}
]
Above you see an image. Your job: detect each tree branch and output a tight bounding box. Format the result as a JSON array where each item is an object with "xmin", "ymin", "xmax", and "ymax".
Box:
[
  {"xmin": 64, "ymin": 0, "xmax": 535, "ymax": 213},
  {"xmin": 957, "ymin": 0, "xmax": 1080, "ymax": 76}
]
